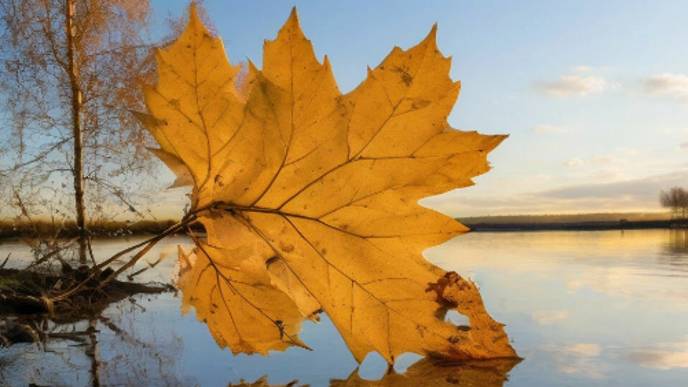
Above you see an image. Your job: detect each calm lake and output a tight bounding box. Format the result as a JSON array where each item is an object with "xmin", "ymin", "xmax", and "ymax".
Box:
[{"xmin": 1, "ymin": 229, "xmax": 687, "ymax": 386}]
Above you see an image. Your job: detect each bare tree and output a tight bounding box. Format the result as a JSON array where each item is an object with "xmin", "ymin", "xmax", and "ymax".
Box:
[
  {"xmin": 0, "ymin": 0, "xmax": 155, "ymax": 261},
  {"xmin": 660, "ymin": 187, "xmax": 688, "ymax": 220}
]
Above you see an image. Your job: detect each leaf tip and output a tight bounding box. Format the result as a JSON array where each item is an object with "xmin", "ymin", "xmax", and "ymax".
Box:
[
  {"xmin": 492, "ymin": 133, "xmax": 509, "ymax": 149},
  {"xmin": 281, "ymin": 6, "xmax": 302, "ymax": 34},
  {"xmin": 188, "ymin": 1, "xmax": 199, "ymax": 18},
  {"xmin": 185, "ymin": 1, "xmax": 217, "ymax": 40},
  {"xmin": 289, "ymin": 6, "xmax": 299, "ymax": 21},
  {"xmin": 366, "ymin": 65, "xmax": 374, "ymax": 77},
  {"xmin": 422, "ymin": 23, "xmax": 439, "ymax": 49},
  {"xmin": 187, "ymin": 1, "xmax": 202, "ymax": 28}
]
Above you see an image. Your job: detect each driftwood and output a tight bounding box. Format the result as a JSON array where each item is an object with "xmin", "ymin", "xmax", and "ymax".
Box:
[
  {"xmin": 0, "ymin": 266, "xmax": 171, "ymax": 322},
  {"xmin": 0, "ymin": 265, "xmax": 171, "ymax": 349},
  {"xmin": 0, "ymin": 319, "xmax": 40, "ymax": 345}
]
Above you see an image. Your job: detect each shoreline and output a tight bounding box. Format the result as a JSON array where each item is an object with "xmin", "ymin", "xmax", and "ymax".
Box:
[
  {"xmin": 463, "ymin": 219, "xmax": 685, "ymax": 232},
  {"xmin": 0, "ymin": 217, "xmax": 683, "ymax": 239}
]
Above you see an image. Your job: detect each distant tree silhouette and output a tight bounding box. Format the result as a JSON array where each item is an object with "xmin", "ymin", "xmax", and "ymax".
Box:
[{"xmin": 660, "ymin": 187, "xmax": 688, "ymax": 220}]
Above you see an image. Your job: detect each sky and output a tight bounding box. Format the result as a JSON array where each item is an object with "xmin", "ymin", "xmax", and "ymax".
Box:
[{"xmin": 150, "ymin": 1, "xmax": 687, "ymax": 217}]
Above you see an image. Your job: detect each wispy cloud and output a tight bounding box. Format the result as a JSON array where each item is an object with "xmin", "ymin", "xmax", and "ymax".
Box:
[
  {"xmin": 564, "ymin": 152, "xmax": 637, "ymax": 168},
  {"xmin": 572, "ymin": 65, "xmax": 592, "ymax": 73},
  {"xmin": 643, "ymin": 73, "xmax": 688, "ymax": 101},
  {"xmin": 544, "ymin": 342, "xmax": 607, "ymax": 379},
  {"xmin": 532, "ymin": 309, "xmax": 569, "ymax": 325},
  {"xmin": 566, "ymin": 265, "xmax": 688, "ymax": 303},
  {"xmin": 565, "ymin": 343, "xmax": 602, "ymax": 357},
  {"xmin": 564, "ymin": 158, "xmax": 584, "ymax": 168},
  {"xmin": 629, "ymin": 338, "xmax": 688, "ymax": 370},
  {"xmin": 533, "ymin": 124, "xmax": 567, "ymax": 134},
  {"xmin": 429, "ymin": 170, "xmax": 688, "ymax": 216},
  {"xmin": 537, "ymin": 72, "xmax": 611, "ymax": 97},
  {"xmin": 538, "ymin": 171, "xmax": 687, "ymax": 201}
]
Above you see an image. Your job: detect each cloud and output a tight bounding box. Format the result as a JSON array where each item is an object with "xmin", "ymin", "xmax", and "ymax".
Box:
[
  {"xmin": 533, "ymin": 124, "xmax": 567, "ymax": 134},
  {"xmin": 572, "ymin": 65, "xmax": 592, "ymax": 73},
  {"xmin": 629, "ymin": 338, "xmax": 688, "ymax": 370},
  {"xmin": 661, "ymin": 127, "xmax": 688, "ymax": 135},
  {"xmin": 539, "ymin": 171, "xmax": 688, "ymax": 201},
  {"xmin": 564, "ymin": 158, "xmax": 584, "ymax": 168},
  {"xmin": 429, "ymin": 170, "xmax": 688, "ymax": 216},
  {"xmin": 532, "ymin": 309, "xmax": 569, "ymax": 325},
  {"xmin": 561, "ymin": 148, "xmax": 639, "ymax": 171},
  {"xmin": 566, "ymin": 263, "xmax": 688, "ymax": 303},
  {"xmin": 565, "ymin": 343, "xmax": 602, "ymax": 357},
  {"xmin": 643, "ymin": 73, "xmax": 688, "ymax": 101},
  {"xmin": 537, "ymin": 74, "xmax": 611, "ymax": 97},
  {"xmin": 544, "ymin": 342, "xmax": 606, "ymax": 379}
]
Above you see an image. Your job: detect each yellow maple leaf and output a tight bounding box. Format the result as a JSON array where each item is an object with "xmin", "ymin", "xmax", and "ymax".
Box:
[{"xmin": 139, "ymin": 5, "xmax": 517, "ymax": 363}]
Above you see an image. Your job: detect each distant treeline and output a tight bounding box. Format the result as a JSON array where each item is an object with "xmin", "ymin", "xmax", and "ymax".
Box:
[{"xmin": 460, "ymin": 212, "xmax": 680, "ymax": 232}]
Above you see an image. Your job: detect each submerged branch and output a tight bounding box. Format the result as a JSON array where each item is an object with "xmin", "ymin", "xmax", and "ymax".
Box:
[
  {"xmin": 1, "ymin": 213, "xmax": 198, "ymax": 323},
  {"xmin": 50, "ymin": 214, "xmax": 197, "ymax": 303}
]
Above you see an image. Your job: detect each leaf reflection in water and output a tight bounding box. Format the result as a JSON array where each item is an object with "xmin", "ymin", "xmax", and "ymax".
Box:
[
  {"xmin": 332, "ymin": 358, "xmax": 520, "ymax": 387},
  {"xmin": 225, "ymin": 359, "xmax": 519, "ymax": 387}
]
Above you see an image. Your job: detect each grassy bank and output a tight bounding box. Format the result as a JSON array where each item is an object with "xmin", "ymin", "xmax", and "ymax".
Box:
[{"xmin": 0, "ymin": 219, "xmax": 179, "ymax": 239}]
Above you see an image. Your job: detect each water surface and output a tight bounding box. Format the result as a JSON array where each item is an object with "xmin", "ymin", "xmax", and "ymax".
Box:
[{"xmin": 1, "ymin": 229, "xmax": 687, "ymax": 386}]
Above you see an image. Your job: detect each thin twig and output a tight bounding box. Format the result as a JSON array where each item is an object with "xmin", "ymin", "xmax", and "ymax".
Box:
[
  {"xmin": 86, "ymin": 236, "xmax": 98, "ymax": 268},
  {"xmin": 26, "ymin": 237, "xmax": 79, "ymax": 270},
  {"xmin": 126, "ymin": 253, "xmax": 166, "ymax": 281},
  {"xmin": 0, "ymin": 253, "xmax": 10, "ymax": 269},
  {"xmin": 50, "ymin": 215, "xmax": 195, "ymax": 302}
]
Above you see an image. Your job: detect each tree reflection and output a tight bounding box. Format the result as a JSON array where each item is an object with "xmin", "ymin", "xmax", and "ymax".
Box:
[
  {"xmin": 661, "ymin": 229, "xmax": 688, "ymax": 266},
  {"xmin": 0, "ymin": 298, "xmax": 194, "ymax": 386},
  {"xmin": 666, "ymin": 229, "xmax": 688, "ymax": 254}
]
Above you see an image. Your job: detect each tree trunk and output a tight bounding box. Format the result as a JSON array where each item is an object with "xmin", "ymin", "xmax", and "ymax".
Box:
[{"xmin": 65, "ymin": 0, "xmax": 87, "ymax": 262}]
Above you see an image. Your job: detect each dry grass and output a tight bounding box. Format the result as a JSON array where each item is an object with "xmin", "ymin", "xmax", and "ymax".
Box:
[{"xmin": 0, "ymin": 219, "xmax": 179, "ymax": 239}]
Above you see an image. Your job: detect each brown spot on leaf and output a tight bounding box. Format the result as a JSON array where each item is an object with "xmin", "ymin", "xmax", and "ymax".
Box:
[
  {"xmin": 280, "ymin": 242, "xmax": 294, "ymax": 253},
  {"xmin": 392, "ymin": 65, "xmax": 413, "ymax": 86}
]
